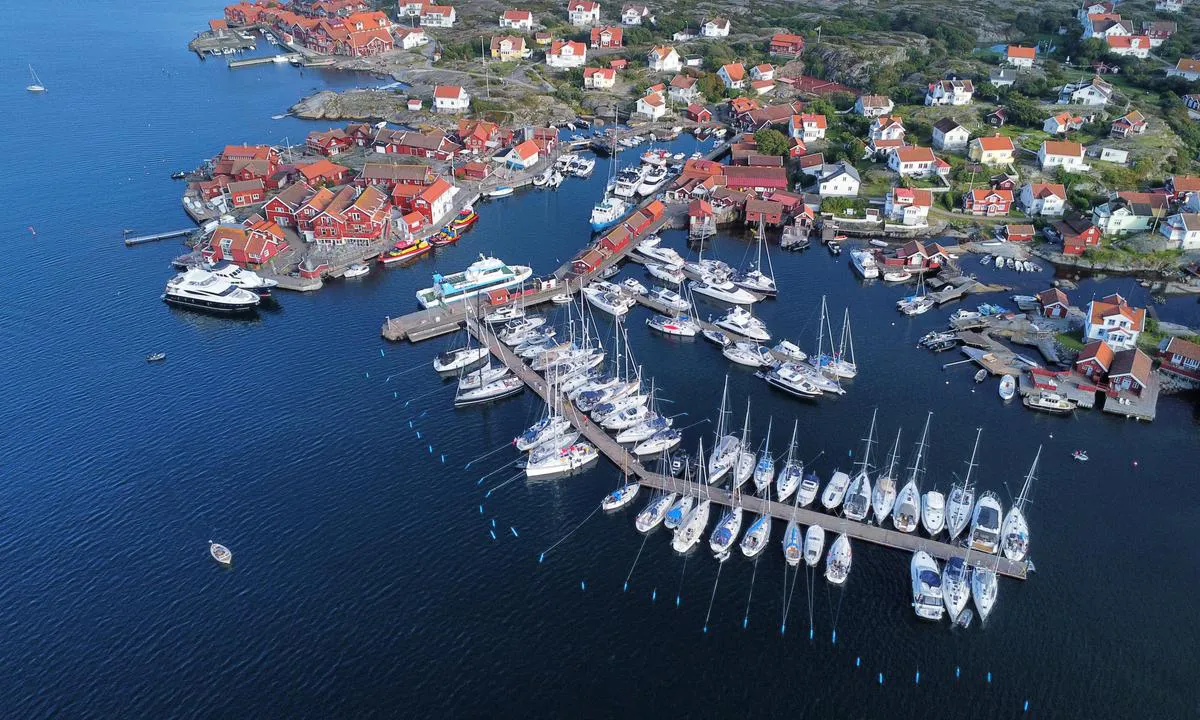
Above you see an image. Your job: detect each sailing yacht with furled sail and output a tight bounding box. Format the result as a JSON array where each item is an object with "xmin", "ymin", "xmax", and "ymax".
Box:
[
  {"xmin": 872, "ymin": 428, "xmax": 902, "ymax": 525},
  {"xmin": 672, "ymin": 440, "xmax": 712, "ymax": 553},
  {"xmin": 709, "ymin": 486, "xmax": 744, "ymax": 559},
  {"xmin": 26, "ymin": 65, "xmax": 46, "ymax": 93},
  {"xmin": 825, "ymin": 534, "xmax": 852, "ymax": 585},
  {"xmin": 731, "ymin": 400, "xmax": 755, "ymax": 488},
  {"xmin": 972, "ymin": 558, "xmax": 999, "ymax": 622},
  {"xmin": 842, "ymin": 409, "xmax": 877, "ymax": 522},
  {"xmin": 739, "ymin": 486, "xmax": 772, "ymax": 559},
  {"xmin": 707, "ymin": 376, "xmax": 740, "ymax": 483},
  {"xmin": 636, "ymin": 485, "xmax": 678, "ymax": 533},
  {"xmin": 946, "ymin": 428, "xmax": 982, "ymax": 542},
  {"xmin": 893, "ymin": 411, "xmax": 933, "ymax": 533},
  {"xmin": 1001, "ymin": 446, "xmax": 1040, "ymax": 562},
  {"xmin": 782, "ymin": 488, "xmax": 803, "ymax": 567},
  {"xmin": 775, "ymin": 420, "xmax": 803, "ymax": 502},
  {"xmin": 732, "ymin": 218, "xmax": 778, "ymax": 297},
  {"xmin": 752, "ymin": 418, "xmax": 775, "ymax": 494},
  {"xmin": 817, "ymin": 309, "xmax": 858, "ymax": 379},
  {"xmin": 942, "ymin": 555, "xmax": 971, "ymax": 623}
]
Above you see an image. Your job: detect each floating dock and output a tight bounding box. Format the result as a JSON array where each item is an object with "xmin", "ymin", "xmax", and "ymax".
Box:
[
  {"xmin": 228, "ymin": 54, "xmax": 300, "ymax": 68},
  {"xmin": 123, "ymin": 229, "xmax": 194, "ymax": 247},
  {"xmin": 467, "ymin": 318, "xmax": 1029, "ymax": 581}
]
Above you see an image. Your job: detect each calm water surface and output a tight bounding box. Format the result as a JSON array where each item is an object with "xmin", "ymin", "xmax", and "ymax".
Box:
[{"xmin": 1, "ymin": 2, "xmax": 1198, "ymax": 718}]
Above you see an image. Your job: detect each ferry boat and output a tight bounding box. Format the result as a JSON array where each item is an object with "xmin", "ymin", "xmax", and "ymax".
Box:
[
  {"xmin": 162, "ymin": 267, "xmax": 260, "ymax": 315},
  {"xmin": 204, "ymin": 262, "xmax": 278, "ymax": 296},
  {"xmin": 380, "ymin": 238, "xmax": 433, "ymax": 265},
  {"xmin": 415, "ymin": 255, "xmax": 533, "ymax": 308}
]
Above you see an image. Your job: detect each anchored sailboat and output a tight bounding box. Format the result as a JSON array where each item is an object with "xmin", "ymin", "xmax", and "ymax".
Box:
[
  {"xmin": 707, "ymin": 376, "xmax": 740, "ymax": 483},
  {"xmin": 946, "ymin": 428, "xmax": 982, "ymax": 541},
  {"xmin": 26, "ymin": 65, "xmax": 46, "ymax": 93},
  {"xmin": 1001, "ymin": 446, "xmax": 1040, "ymax": 562}
]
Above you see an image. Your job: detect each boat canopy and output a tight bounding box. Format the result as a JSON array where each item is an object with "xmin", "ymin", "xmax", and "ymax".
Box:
[{"xmin": 919, "ymin": 570, "xmax": 941, "ymax": 586}]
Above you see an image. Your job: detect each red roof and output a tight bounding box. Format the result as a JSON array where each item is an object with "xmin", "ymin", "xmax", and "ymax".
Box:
[
  {"xmin": 298, "ymin": 158, "xmax": 348, "ymax": 182},
  {"xmin": 434, "ymin": 85, "xmax": 464, "ymax": 99},
  {"xmin": 512, "ymin": 139, "xmax": 540, "ymax": 160},
  {"xmin": 1007, "ymin": 45, "xmax": 1036, "ymax": 60},
  {"xmin": 974, "ymin": 135, "xmax": 1014, "ymax": 152},
  {"xmin": 893, "ymin": 146, "xmax": 936, "ymax": 163},
  {"xmin": 720, "ymin": 63, "xmax": 745, "ymax": 81},
  {"xmin": 502, "ymin": 9, "xmax": 532, "ymax": 22}
]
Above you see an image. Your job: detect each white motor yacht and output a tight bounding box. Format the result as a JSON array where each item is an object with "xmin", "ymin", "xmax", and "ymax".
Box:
[
  {"xmin": 621, "ymin": 278, "xmax": 647, "ymax": 296},
  {"xmin": 723, "ymin": 341, "xmax": 769, "ymax": 367},
  {"xmin": 433, "ymin": 346, "xmax": 489, "ymax": 373},
  {"xmin": 645, "ymin": 263, "xmax": 685, "ymax": 285},
  {"xmin": 911, "ymin": 551, "xmax": 945, "ymax": 621},
  {"xmin": 824, "ymin": 534, "xmax": 852, "ymax": 585},
  {"xmin": 715, "ymin": 306, "xmax": 771, "ymax": 341},
  {"xmin": 689, "ymin": 279, "xmax": 758, "ymax": 305},
  {"xmin": 849, "ymin": 249, "xmax": 880, "ymax": 279},
  {"xmin": 796, "ymin": 472, "xmax": 820, "ymax": 507},
  {"xmin": 635, "ymin": 236, "xmax": 686, "ymax": 268},
  {"xmin": 524, "ymin": 442, "xmax": 599, "ymax": 478},
  {"xmin": 969, "ymin": 492, "xmax": 1003, "ymax": 554},
  {"xmin": 922, "ymin": 491, "xmax": 946, "ymax": 536},
  {"xmin": 637, "ymin": 164, "xmax": 669, "ymax": 196},
  {"xmin": 613, "ymin": 167, "xmax": 645, "ymax": 198},
  {"xmin": 821, "ymin": 471, "xmax": 851, "ymax": 511},
  {"xmin": 647, "ymin": 313, "xmax": 699, "ymax": 337},
  {"xmin": 582, "ymin": 286, "xmax": 634, "ymax": 316},
  {"xmin": 804, "ymin": 525, "xmax": 825, "ymax": 567},
  {"xmin": 761, "ymin": 363, "xmax": 822, "ymax": 399},
  {"xmin": 771, "ymin": 339, "xmax": 807, "ymax": 363},
  {"xmin": 203, "ymin": 262, "xmax": 279, "ymax": 296},
  {"xmin": 646, "ymin": 286, "xmax": 689, "ymax": 312},
  {"xmin": 162, "ymin": 267, "xmax": 261, "ymax": 314}
]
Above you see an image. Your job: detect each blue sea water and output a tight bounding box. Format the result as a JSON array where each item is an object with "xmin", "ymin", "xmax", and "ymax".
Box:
[{"xmin": 1, "ymin": 2, "xmax": 1199, "ymax": 717}]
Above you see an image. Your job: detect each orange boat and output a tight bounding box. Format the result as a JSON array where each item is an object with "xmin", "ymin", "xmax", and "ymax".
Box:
[{"xmin": 379, "ymin": 239, "xmax": 432, "ymax": 266}]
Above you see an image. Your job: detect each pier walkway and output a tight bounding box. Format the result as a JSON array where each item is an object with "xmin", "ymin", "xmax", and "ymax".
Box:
[{"xmin": 467, "ymin": 318, "xmax": 1028, "ymax": 580}]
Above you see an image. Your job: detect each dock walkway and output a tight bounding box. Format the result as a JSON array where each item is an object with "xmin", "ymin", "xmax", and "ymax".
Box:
[{"xmin": 468, "ymin": 319, "xmax": 1028, "ymax": 580}]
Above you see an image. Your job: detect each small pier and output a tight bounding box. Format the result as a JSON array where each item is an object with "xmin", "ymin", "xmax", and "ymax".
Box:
[
  {"xmin": 123, "ymin": 228, "xmax": 194, "ymax": 247},
  {"xmin": 228, "ymin": 54, "xmax": 299, "ymax": 68},
  {"xmin": 468, "ymin": 318, "xmax": 1028, "ymax": 581}
]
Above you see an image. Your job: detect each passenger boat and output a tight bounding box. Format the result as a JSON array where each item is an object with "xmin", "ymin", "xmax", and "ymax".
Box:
[
  {"xmin": 381, "ymin": 239, "xmax": 434, "ymax": 265},
  {"xmin": 972, "ymin": 564, "xmax": 998, "ymax": 622},
  {"xmin": 647, "ymin": 313, "xmax": 699, "ymax": 337},
  {"xmin": 849, "ymin": 249, "xmax": 880, "ymax": 279},
  {"xmin": 162, "ymin": 267, "xmax": 261, "ymax": 315},
  {"xmin": 415, "ymin": 255, "xmax": 532, "ymax": 308},
  {"xmin": 449, "ymin": 206, "xmax": 478, "ymax": 233},
  {"xmin": 775, "ymin": 420, "xmax": 803, "ymax": 502},
  {"xmin": 343, "ymin": 263, "xmax": 370, "ymax": 278},
  {"xmin": 842, "ymin": 409, "xmax": 877, "ymax": 522},
  {"xmin": 453, "ymin": 374, "xmax": 524, "ymax": 407},
  {"xmin": 1023, "ymin": 392, "xmax": 1075, "ymax": 414},
  {"xmin": 715, "ymin": 306, "xmax": 771, "ymax": 341},
  {"xmin": 999, "ymin": 374, "xmax": 1016, "ymax": 401},
  {"xmin": 197, "ymin": 260, "xmax": 275, "ymax": 296},
  {"xmin": 945, "ymin": 429, "xmax": 982, "ymax": 541},
  {"xmin": 590, "ymin": 195, "xmax": 629, "ymax": 232},
  {"xmin": 894, "ymin": 412, "xmax": 932, "ymax": 533},
  {"xmin": 804, "ymin": 525, "xmax": 825, "ymax": 567},
  {"xmin": 910, "ymin": 551, "xmax": 945, "ymax": 621},
  {"xmin": 209, "ymin": 541, "xmax": 232, "ymax": 566},
  {"xmin": 821, "ymin": 470, "xmax": 851, "ymax": 511},
  {"xmin": 942, "ymin": 556, "xmax": 971, "ymax": 623},
  {"xmin": 872, "ymin": 428, "xmax": 902, "ymax": 525},
  {"xmin": 969, "ymin": 492, "xmax": 1003, "ymax": 554},
  {"xmin": 921, "ymin": 490, "xmax": 945, "ymax": 536},
  {"xmin": 824, "ymin": 534, "xmax": 852, "ymax": 585},
  {"xmin": 1001, "ymin": 447, "xmax": 1039, "ymax": 562}
]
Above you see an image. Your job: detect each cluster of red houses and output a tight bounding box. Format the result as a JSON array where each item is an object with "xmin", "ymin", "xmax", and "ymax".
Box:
[
  {"xmin": 571, "ymin": 201, "xmax": 666, "ymax": 274},
  {"xmin": 223, "ymin": 2, "xmax": 397, "ymax": 57}
]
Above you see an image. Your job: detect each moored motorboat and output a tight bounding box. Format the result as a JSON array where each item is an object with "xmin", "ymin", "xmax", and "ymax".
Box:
[
  {"xmin": 760, "ymin": 363, "xmax": 822, "ymax": 399},
  {"xmin": 1023, "ymin": 392, "xmax": 1075, "ymax": 414},
  {"xmin": 343, "ymin": 263, "xmax": 370, "ymax": 278},
  {"xmin": 969, "ymin": 492, "xmax": 1003, "ymax": 554},
  {"xmin": 715, "ymin": 306, "xmax": 771, "ymax": 342},
  {"xmin": 381, "ymin": 239, "xmax": 434, "ymax": 265},
  {"xmin": 645, "ymin": 262, "xmax": 685, "ymax": 285},
  {"xmin": 850, "ymin": 249, "xmax": 880, "ymax": 279},
  {"xmin": 804, "ymin": 525, "xmax": 825, "ymax": 567},
  {"xmin": 771, "ymin": 339, "xmax": 807, "ymax": 363},
  {"xmin": 999, "ymin": 374, "xmax": 1016, "ymax": 401},
  {"xmin": 647, "ymin": 313, "xmax": 699, "ymax": 337},
  {"xmin": 689, "ymin": 279, "xmax": 758, "ymax": 305},
  {"xmin": 796, "ymin": 472, "xmax": 820, "ymax": 507},
  {"xmin": 723, "ymin": 341, "xmax": 769, "ymax": 367},
  {"xmin": 911, "ymin": 551, "xmax": 945, "ymax": 621},
  {"xmin": 486, "ymin": 186, "xmax": 514, "ymax": 198},
  {"xmin": 922, "ymin": 491, "xmax": 945, "ymax": 536},
  {"xmin": 820, "ymin": 470, "xmax": 851, "ymax": 511},
  {"xmin": 162, "ymin": 267, "xmax": 261, "ymax": 315}
]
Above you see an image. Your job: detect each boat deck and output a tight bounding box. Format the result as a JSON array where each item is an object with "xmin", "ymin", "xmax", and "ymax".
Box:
[{"xmin": 468, "ymin": 319, "xmax": 1028, "ymax": 580}]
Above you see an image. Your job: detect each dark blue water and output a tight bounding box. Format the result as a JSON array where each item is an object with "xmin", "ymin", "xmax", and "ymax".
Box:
[{"xmin": 2, "ymin": 2, "xmax": 1198, "ymax": 717}]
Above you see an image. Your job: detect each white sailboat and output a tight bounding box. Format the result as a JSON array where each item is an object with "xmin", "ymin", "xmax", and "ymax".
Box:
[
  {"xmin": 807, "ymin": 296, "xmax": 847, "ymax": 394},
  {"xmin": 602, "ymin": 471, "xmax": 641, "ymax": 511},
  {"xmin": 663, "ymin": 468, "xmax": 695, "ymax": 530},
  {"xmin": 911, "ymin": 550, "xmax": 945, "ymax": 621},
  {"xmin": 803, "ymin": 525, "xmax": 825, "ymax": 567},
  {"xmin": 672, "ymin": 440, "xmax": 712, "ymax": 553},
  {"xmin": 731, "ymin": 400, "xmax": 755, "ymax": 489},
  {"xmin": 26, "ymin": 65, "xmax": 46, "ymax": 93},
  {"xmin": 774, "ymin": 420, "xmax": 802, "ymax": 502},
  {"xmin": 942, "ymin": 555, "xmax": 971, "ymax": 623},
  {"xmin": 971, "ymin": 560, "xmax": 999, "ymax": 622},
  {"xmin": 1001, "ymin": 446, "xmax": 1040, "ymax": 562},
  {"xmin": 946, "ymin": 428, "xmax": 982, "ymax": 541},
  {"xmin": 709, "ymin": 487, "xmax": 744, "ymax": 558},
  {"xmin": 739, "ymin": 483, "xmax": 772, "ymax": 559},
  {"xmin": 636, "ymin": 488, "xmax": 678, "ymax": 533},
  {"xmin": 842, "ymin": 409, "xmax": 877, "ymax": 522},
  {"xmin": 824, "ymin": 533, "xmax": 852, "ymax": 585},
  {"xmin": 820, "ymin": 309, "xmax": 858, "ymax": 379},
  {"xmin": 732, "ymin": 218, "xmax": 778, "ymax": 297},
  {"xmin": 752, "ymin": 418, "xmax": 776, "ymax": 494},
  {"xmin": 782, "ymin": 487, "xmax": 803, "ymax": 567},
  {"xmin": 893, "ymin": 411, "xmax": 932, "ymax": 533},
  {"xmin": 707, "ymin": 376, "xmax": 740, "ymax": 483},
  {"xmin": 872, "ymin": 427, "xmax": 902, "ymax": 525}
]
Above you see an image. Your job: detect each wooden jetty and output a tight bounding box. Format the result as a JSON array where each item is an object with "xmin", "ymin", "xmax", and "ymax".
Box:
[
  {"xmin": 123, "ymin": 228, "xmax": 194, "ymax": 247},
  {"xmin": 228, "ymin": 54, "xmax": 299, "ymax": 68},
  {"xmin": 468, "ymin": 317, "xmax": 1028, "ymax": 580}
]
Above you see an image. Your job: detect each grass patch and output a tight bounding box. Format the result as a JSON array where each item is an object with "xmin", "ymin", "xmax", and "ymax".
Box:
[{"xmin": 1056, "ymin": 332, "xmax": 1084, "ymax": 351}]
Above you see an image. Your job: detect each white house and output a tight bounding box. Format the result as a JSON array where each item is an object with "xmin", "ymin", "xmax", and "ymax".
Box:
[
  {"xmin": 583, "ymin": 67, "xmax": 616, "ymax": 89},
  {"xmin": 1058, "ymin": 76, "xmax": 1113, "ymax": 106},
  {"xmin": 1006, "ymin": 45, "xmax": 1036, "ymax": 68},
  {"xmin": 1155, "ymin": 0, "xmax": 1183, "ymax": 12},
  {"xmin": 1019, "ymin": 183, "xmax": 1067, "ymax": 216},
  {"xmin": 1106, "ymin": 35, "xmax": 1150, "ymax": 58},
  {"xmin": 1039, "ymin": 140, "xmax": 1088, "ymax": 171},
  {"xmin": 646, "ymin": 45, "xmax": 682, "ymax": 73},
  {"xmin": 394, "ymin": 27, "xmax": 428, "ymax": 50},
  {"xmin": 924, "ymin": 78, "xmax": 974, "ymax": 106},
  {"xmin": 718, "ymin": 63, "xmax": 746, "ymax": 90},
  {"xmin": 749, "ymin": 64, "xmax": 774, "ymax": 82},
  {"xmin": 817, "ymin": 161, "xmax": 860, "ymax": 198},
  {"xmin": 636, "ymin": 89, "xmax": 667, "ymax": 120},
  {"xmin": 433, "ymin": 85, "xmax": 470, "ymax": 113},
  {"xmin": 505, "ymin": 139, "xmax": 541, "ymax": 170},
  {"xmin": 1082, "ymin": 13, "xmax": 1132, "ymax": 39},
  {"xmin": 854, "ymin": 94, "xmax": 894, "ymax": 117},
  {"xmin": 990, "ymin": 68, "xmax": 1018, "ymax": 87},
  {"xmin": 546, "ymin": 40, "xmax": 586, "ymax": 69},
  {"xmin": 701, "ymin": 17, "xmax": 729, "ymax": 37},
  {"xmin": 621, "ymin": 3, "xmax": 651, "ymax": 24},
  {"xmin": 1160, "ymin": 213, "xmax": 1200, "ymax": 249},
  {"xmin": 885, "ymin": 187, "xmax": 933, "ymax": 226},
  {"xmin": 1167, "ymin": 59, "xmax": 1200, "ymax": 82},
  {"xmin": 667, "ymin": 74, "xmax": 699, "ymax": 103},
  {"xmin": 931, "ymin": 118, "xmax": 969, "ymax": 151},
  {"xmin": 888, "ymin": 146, "xmax": 940, "ymax": 178},
  {"xmin": 868, "ymin": 115, "xmax": 905, "ymax": 142},
  {"xmin": 1085, "ymin": 294, "xmax": 1145, "ymax": 350},
  {"xmin": 789, "ymin": 113, "xmax": 827, "ymax": 142},
  {"xmin": 567, "ymin": 0, "xmax": 601, "ymax": 26},
  {"xmin": 499, "ymin": 9, "xmax": 533, "ymax": 31},
  {"xmin": 1043, "ymin": 111, "xmax": 1085, "ymax": 135},
  {"xmin": 420, "ymin": 4, "xmax": 456, "ymax": 27},
  {"xmin": 1091, "ymin": 192, "xmax": 1168, "ymax": 235},
  {"xmin": 397, "ymin": 0, "xmax": 425, "ymax": 16}
]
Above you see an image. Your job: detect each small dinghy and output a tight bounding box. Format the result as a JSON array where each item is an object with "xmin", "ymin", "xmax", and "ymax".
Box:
[
  {"xmin": 209, "ymin": 541, "xmax": 232, "ymax": 566},
  {"xmin": 146, "ymin": 352, "xmax": 166, "ymax": 362},
  {"xmin": 999, "ymin": 374, "xmax": 1016, "ymax": 401}
]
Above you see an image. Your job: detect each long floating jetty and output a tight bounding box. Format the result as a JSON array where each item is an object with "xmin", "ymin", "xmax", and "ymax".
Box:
[
  {"xmin": 124, "ymin": 229, "xmax": 194, "ymax": 246},
  {"xmin": 467, "ymin": 317, "xmax": 1028, "ymax": 581}
]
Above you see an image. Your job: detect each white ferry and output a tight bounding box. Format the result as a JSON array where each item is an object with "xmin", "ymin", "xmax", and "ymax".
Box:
[{"xmin": 415, "ymin": 255, "xmax": 533, "ymax": 309}]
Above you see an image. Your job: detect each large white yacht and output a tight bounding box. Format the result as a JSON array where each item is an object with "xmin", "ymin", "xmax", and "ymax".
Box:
[
  {"xmin": 911, "ymin": 551, "xmax": 945, "ymax": 621},
  {"xmin": 162, "ymin": 267, "xmax": 261, "ymax": 314},
  {"xmin": 204, "ymin": 262, "xmax": 279, "ymax": 296}
]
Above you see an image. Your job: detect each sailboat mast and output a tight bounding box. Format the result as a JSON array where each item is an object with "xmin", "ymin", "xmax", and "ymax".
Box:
[
  {"xmin": 857, "ymin": 408, "xmax": 878, "ymax": 473},
  {"xmin": 886, "ymin": 428, "xmax": 902, "ymax": 477},
  {"xmin": 740, "ymin": 398, "xmax": 751, "ymax": 445},
  {"xmin": 962, "ymin": 427, "xmax": 982, "ymax": 490},
  {"xmin": 909, "ymin": 411, "xmax": 933, "ymax": 486},
  {"xmin": 1017, "ymin": 445, "xmax": 1041, "ymax": 510}
]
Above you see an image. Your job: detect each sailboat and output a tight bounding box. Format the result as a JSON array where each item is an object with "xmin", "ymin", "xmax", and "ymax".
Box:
[
  {"xmin": 774, "ymin": 420, "xmax": 803, "ymax": 502},
  {"xmin": 602, "ymin": 469, "xmax": 640, "ymax": 511},
  {"xmin": 590, "ymin": 109, "xmax": 628, "ymax": 231},
  {"xmin": 1001, "ymin": 446, "xmax": 1040, "ymax": 562},
  {"xmin": 26, "ymin": 65, "xmax": 46, "ymax": 93},
  {"xmin": 732, "ymin": 218, "xmax": 778, "ymax": 297},
  {"xmin": 731, "ymin": 400, "xmax": 756, "ymax": 488},
  {"xmin": 739, "ymin": 485, "xmax": 772, "ymax": 559},
  {"xmin": 663, "ymin": 465, "xmax": 695, "ymax": 530},
  {"xmin": 942, "ymin": 555, "xmax": 972, "ymax": 623},
  {"xmin": 893, "ymin": 411, "xmax": 932, "ymax": 533},
  {"xmin": 804, "ymin": 296, "xmax": 847, "ymax": 395},
  {"xmin": 707, "ymin": 376, "xmax": 740, "ymax": 483},
  {"xmin": 898, "ymin": 272, "xmax": 934, "ymax": 316},
  {"xmin": 782, "ymin": 488, "xmax": 803, "ymax": 567},
  {"xmin": 709, "ymin": 485, "xmax": 744, "ymax": 559},
  {"xmin": 515, "ymin": 386, "xmax": 574, "ymax": 451},
  {"xmin": 821, "ymin": 309, "xmax": 858, "ymax": 379},
  {"xmin": 752, "ymin": 418, "xmax": 776, "ymax": 493},
  {"xmin": 824, "ymin": 534, "xmax": 852, "ymax": 585},
  {"xmin": 803, "ymin": 525, "xmax": 825, "ymax": 566},
  {"xmin": 971, "ymin": 558, "xmax": 999, "ymax": 622},
  {"xmin": 910, "ymin": 551, "xmax": 945, "ymax": 621},
  {"xmin": 946, "ymin": 428, "xmax": 982, "ymax": 541},
  {"xmin": 672, "ymin": 440, "xmax": 712, "ymax": 553},
  {"xmin": 872, "ymin": 428, "xmax": 902, "ymax": 525},
  {"xmin": 635, "ymin": 486, "xmax": 678, "ymax": 532},
  {"xmin": 842, "ymin": 409, "xmax": 877, "ymax": 522}
]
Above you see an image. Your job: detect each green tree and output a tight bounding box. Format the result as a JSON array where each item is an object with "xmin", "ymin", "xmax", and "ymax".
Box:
[
  {"xmin": 698, "ymin": 73, "xmax": 725, "ymax": 103},
  {"xmin": 754, "ymin": 129, "xmax": 790, "ymax": 156}
]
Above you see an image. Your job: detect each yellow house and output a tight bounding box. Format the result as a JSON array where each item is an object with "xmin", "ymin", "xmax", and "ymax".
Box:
[
  {"xmin": 967, "ymin": 134, "xmax": 1016, "ymax": 166},
  {"xmin": 490, "ymin": 35, "xmax": 529, "ymax": 61}
]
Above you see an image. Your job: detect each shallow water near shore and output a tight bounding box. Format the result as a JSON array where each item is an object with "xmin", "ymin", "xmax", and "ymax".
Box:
[{"xmin": 2, "ymin": 2, "xmax": 1199, "ymax": 718}]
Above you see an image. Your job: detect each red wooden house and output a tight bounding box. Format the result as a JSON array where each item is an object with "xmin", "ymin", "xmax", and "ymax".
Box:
[
  {"xmin": 686, "ymin": 103, "xmax": 712, "ymax": 122},
  {"xmin": 455, "ymin": 120, "xmax": 509, "ymax": 153},
  {"xmin": 1075, "ymin": 340, "xmax": 1114, "ymax": 380},
  {"xmin": 227, "ymin": 178, "xmax": 266, "ymax": 208},
  {"xmin": 1003, "ymin": 224, "xmax": 1035, "ymax": 243},
  {"xmin": 374, "ymin": 129, "xmax": 461, "ymax": 160},
  {"xmin": 310, "ymin": 185, "xmax": 391, "ymax": 245},
  {"xmin": 306, "ymin": 128, "xmax": 355, "ymax": 156},
  {"xmin": 1037, "ymin": 288, "xmax": 1071, "ymax": 318},
  {"xmin": 769, "ymin": 32, "xmax": 805, "ymax": 57},
  {"xmin": 297, "ymin": 158, "xmax": 350, "ymax": 186},
  {"xmin": 1049, "ymin": 216, "xmax": 1101, "ymax": 256},
  {"xmin": 356, "ymin": 161, "xmax": 434, "ymax": 190},
  {"xmin": 295, "ymin": 187, "xmax": 336, "ymax": 233},
  {"xmin": 963, "ymin": 189, "xmax": 1013, "ymax": 217},
  {"xmin": 204, "ymin": 220, "xmax": 288, "ymax": 268},
  {"xmin": 262, "ymin": 181, "xmax": 314, "ymax": 227}
]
